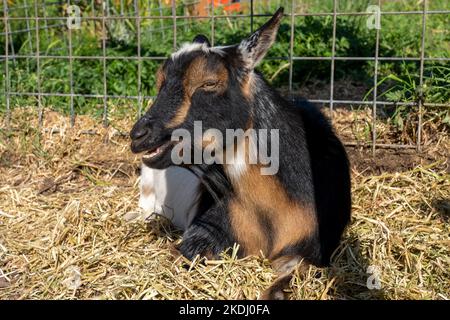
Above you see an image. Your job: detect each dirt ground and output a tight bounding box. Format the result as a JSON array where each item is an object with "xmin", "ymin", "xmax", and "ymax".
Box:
[{"xmin": 0, "ymin": 108, "xmax": 448, "ymax": 299}]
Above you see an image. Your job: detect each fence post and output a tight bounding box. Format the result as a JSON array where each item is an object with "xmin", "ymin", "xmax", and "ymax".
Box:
[
  {"xmin": 329, "ymin": 0, "xmax": 337, "ymax": 122},
  {"xmin": 2, "ymin": 0, "xmax": 10, "ymax": 126},
  {"xmin": 34, "ymin": 0, "xmax": 43, "ymax": 126},
  {"xmin": 417, "ymin": 0, "xmax": 427, "ymax": 152},
  {"xmin": 102, "ymin": 0, "xmax": 108, "ymax": 127},
  {"xmin": 288, "ymin": 0, "xmax": 294, "ymax": 95},
  {"xmin": 371, "ymin": 0, "xmax": 381, "ymax": 156},
  {"xmin": 135, "ymin": 0, "xmax": 143, "ymax": 118}
]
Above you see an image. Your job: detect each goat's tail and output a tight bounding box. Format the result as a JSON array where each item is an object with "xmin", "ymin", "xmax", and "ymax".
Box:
[{"xmin": 259, "ymin": 256, "xmax": 310, "ymax": 300}]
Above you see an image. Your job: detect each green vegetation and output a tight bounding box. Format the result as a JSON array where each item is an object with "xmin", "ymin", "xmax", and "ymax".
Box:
[{"xmin": 0, "ymin": 0, "xmax": 448, "ymax": 125}]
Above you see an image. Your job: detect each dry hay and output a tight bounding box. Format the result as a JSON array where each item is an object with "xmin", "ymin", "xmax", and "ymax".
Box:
[{"xmin": 0, "ymin": 108, "xmax": 449, "ymax": 300}]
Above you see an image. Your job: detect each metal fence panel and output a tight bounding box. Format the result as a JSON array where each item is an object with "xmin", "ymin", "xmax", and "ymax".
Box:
[{"xmin": 1, "ymin": 0, "xmax": 449, "ymax": 153}]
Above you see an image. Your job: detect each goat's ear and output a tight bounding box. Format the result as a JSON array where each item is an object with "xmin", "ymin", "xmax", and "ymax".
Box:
[
  {"xmin": 193, "ymin": 34, "xmax": 211, "ymax": 47},
  {"xmin": 238, "ymin": 7, "xmax": 284, "ymax": 70}
]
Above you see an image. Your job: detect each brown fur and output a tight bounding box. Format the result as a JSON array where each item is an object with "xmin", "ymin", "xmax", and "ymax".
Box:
[
  {"xmin": 229, "ymin": 199, "xmax": 269, "ymax": 256},
  {"xmin": 167, "ymin": 96, "xmax": 191, "ymax": 128},
  {"xmin": 167, "ymin": 56, "xmax": 228, "ymax": 128},
  {"xmin": 228, "ymin": 165, "xmax": 317, "ymax": 259},
  {"xmin": 141, "ymin": 185, "xmax": 154, "ymax": 197},
  {"xmin": 240, "ymin": 73, "xmax": 255, "ymax": 100}
]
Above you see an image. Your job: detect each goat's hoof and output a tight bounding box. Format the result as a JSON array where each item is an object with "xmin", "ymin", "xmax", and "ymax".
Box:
[
  {"xmin": 168, "ymin": 245, "xmax": 183, "ymax": 260},
  {"xmin": 259, "ymin": 288, "xmax": 287, "ymax": 300}
]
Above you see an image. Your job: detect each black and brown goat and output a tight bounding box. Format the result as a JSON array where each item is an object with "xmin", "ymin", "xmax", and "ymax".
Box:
[{"xmin": 130, "ymin": 8, "xmax": 351, "ymax": 299}]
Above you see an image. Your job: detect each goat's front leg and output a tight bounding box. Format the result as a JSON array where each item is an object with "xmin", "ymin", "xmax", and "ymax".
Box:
[{"xmin": 178, "ymin": 198, "xmax": 235, "ymax": 261}]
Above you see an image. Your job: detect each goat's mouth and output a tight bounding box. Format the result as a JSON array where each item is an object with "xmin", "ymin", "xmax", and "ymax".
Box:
[
  {"xmin": 141, "ymin": 140, "xmax": 172, "ymax": 160},
  {"xmin": 132, "ymin": 138, "xmax": 175, "ymax": 169}
]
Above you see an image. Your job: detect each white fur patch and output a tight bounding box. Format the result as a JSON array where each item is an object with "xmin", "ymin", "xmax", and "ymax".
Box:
[
  {"xmin": 171, "ymin": 42, "xmax": 226, "ymax": 60},
  {"xmin": 139, "ymin": 164, "xmax": 202, "ymax": 230},
  {"xmin": 139, "ymin": 165, "xmax": 158, "ymax": 215},
  {"xmin": 224, "ymin": 132, "xmax": 260, "ymax": 181},
  {"xmin": 226, "ymin": 151, "xmax": 248, "ymax": 181}
]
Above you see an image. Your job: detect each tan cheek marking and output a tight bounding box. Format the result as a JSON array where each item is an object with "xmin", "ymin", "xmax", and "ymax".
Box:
[
  {"xmin": 166, "ymin": 95, "xmax": 191, "ymax": 128},
  {"xmin": 165, "ymin": 57, "xmax": 206, "ymax": 128},
  {"xmin": 166, "ymin": 56, "xmax": 228, "ymax": 128},
  {"xmin": 229, "ymin": 166, "xmax": 317, "ymax": 258}
]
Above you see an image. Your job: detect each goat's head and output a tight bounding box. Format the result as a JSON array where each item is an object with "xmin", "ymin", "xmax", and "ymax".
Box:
[{"xmin": 130, "ymin": 8, "xmax": 284, "ymax": 169}]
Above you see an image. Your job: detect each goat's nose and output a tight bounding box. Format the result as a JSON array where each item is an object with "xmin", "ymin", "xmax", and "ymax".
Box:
[
  {"xmin": 130, "ymin": 126, "xmax": 149, "ymax": 141},
  {"xmin": 130, "ymin": 117, "xmax": 152, "ymax": 141}
]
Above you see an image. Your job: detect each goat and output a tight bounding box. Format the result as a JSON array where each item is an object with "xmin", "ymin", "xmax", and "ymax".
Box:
[{"xmin": 130, "ymin": 7, "xmax": 351, "ymax": 299}]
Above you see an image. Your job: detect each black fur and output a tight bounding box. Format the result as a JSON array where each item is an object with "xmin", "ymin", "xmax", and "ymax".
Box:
[
  {"xmin": 130, "ymin": 8, "xmax": 351, "ymax": 271},
  {"xmin": 294, "ymin": 98, "xmax": 351, "ymax": 265},
  {"xmin": 179, "ymin": 194, "xmax": 235, "ymax": 260}
]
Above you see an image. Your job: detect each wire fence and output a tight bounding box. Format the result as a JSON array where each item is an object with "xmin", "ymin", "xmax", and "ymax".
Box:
[{"xmin": 1, "ymin": 0, "xmax": 449, "ymax": 153}]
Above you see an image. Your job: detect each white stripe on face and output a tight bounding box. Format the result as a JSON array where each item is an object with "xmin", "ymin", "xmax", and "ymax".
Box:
[{"xmin": 171, "ymin": 42, "xmax": 226, "ymax": 60}]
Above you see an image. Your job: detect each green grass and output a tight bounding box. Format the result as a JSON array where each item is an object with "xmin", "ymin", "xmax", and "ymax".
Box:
[{"xmin": 0, "ymin": 0, "xmax": 449, "ymax": 125}]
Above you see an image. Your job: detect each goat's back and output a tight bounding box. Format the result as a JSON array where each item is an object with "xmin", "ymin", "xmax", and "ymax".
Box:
[{"xmin": 293, "ymin": 98, "xmax": 351, "ymax": 266}]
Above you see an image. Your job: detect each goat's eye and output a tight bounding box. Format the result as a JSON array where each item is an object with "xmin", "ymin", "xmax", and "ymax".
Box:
[{"xmin": 201, "ymin": 80, "xmax": 219, "ymax": 89}]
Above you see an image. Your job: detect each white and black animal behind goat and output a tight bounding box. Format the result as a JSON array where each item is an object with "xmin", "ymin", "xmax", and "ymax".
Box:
[{"xmin": 130, "ymin": 8, "xmax": 351, "ymax": 299}]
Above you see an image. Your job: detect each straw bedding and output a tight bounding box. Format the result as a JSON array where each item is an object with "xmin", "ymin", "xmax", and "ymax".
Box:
[{"xmin": 0, "ymin": 108, "xmax": 448, "ymax": 299}]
